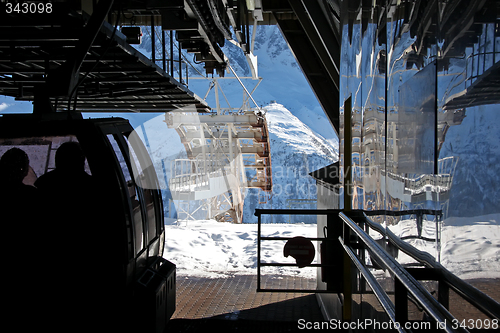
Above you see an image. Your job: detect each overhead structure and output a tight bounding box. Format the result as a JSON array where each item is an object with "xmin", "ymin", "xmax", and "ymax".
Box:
[
  {"xmin": 0, "ymin": 0, "xmax": 341, "ymax": 126},
  {"xmin": 0, "ymin": 0, "xmax": 275, "ymax": 223},
  {"xmin": 2, "ymin": 0, "xmax": 497, "ymax": 128},
  {"xmin": 0, "ymin": 1, "xmax": 270, "ymax": 114},
  {"xmin": 261, "ymin": 0, "xmax": 341, "ymax": 134},
  {"xmin": 0, "ymin": 1, "xmax": 210, "ymax": 113}
]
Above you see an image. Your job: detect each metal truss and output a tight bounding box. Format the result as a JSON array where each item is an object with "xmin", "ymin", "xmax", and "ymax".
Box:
[{"xmin": 165, "ymin": 75, "xmax": 272, "ymax": 223}]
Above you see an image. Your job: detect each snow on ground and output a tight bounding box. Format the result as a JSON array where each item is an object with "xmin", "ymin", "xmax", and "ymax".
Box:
[
  {"xmin": 163, "ymin": 219, "xmax": 318, "ymax": 279},
  {"xmin": 440, "ymin": 214, "xmax": 500, "ymax": 279},
  {"xmin": 163, "ymin": 214, "xmax": 500, "ymax": 281},
  {"xmin": 388, "ymin": 213, "xmax": 500, "ymax": 280}
]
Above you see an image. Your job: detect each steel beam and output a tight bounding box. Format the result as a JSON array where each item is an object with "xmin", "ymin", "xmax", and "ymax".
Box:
[
  {"xmin": 288, "ymin": 0, "xmax": 340, "ymax": 89},
  {"xmin": 47, "ymin": 0, "xmax": 115, "ymax": 97},
  {"xmin": 273, "ymin": 0, "xmax": 340, "ymax": 134}
]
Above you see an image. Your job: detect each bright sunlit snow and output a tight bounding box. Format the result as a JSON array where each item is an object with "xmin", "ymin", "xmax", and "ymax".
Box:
[
  {"xmin": 163, "ymin": 218, "xmax": 319, "ymax": 279},
  {"xmin": 163, "ymin": 214, "xmax": 500, "ymax": 280},
  {"xmin": 387, "ymin": 213, "xmax": 500, "ymax": 279}
]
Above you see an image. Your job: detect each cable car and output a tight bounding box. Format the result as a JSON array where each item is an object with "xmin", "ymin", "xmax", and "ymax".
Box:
[{"xmin": 0, "ymin": 113, "xmax": 175, "ymax": 333}]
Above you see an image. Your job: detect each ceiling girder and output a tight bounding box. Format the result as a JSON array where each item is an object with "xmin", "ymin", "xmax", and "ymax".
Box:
[{"xmin": 268, "ymin": 0, "xmax": 341, "ymax": 134}]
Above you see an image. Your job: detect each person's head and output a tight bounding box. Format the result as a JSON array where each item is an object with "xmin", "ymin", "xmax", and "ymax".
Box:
[
  {"xmin": 55, "ymin": 142, "xmax": 86, "ymax": 172},
  {"xmin": 0, "ymin": 147, "xmax": 30, "ymax": 183}
]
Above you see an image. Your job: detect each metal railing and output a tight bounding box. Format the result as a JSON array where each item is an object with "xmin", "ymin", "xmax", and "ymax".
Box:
[
  {"xmin": 359, "ymin": 212, "xmax": 500, "ymax": 321},
  {"xmin": 169, "ymin": 158, "xmax": 229, "ymax": 192},
  {"xmin": 340, "ymin": 212, "xmax": 464, "ymax": 332},
  {"xmin": 254, "ymin": 208, "xmax": 500, "ymax": 332},
  {"xmin": 254, "ymin": 208, "xmax": 340, "ymax": 293}
]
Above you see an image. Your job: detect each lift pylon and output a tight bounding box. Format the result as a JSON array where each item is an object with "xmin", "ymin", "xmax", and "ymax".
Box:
[{"xmin": 165, "ymin": 109, "xmax": 271, "ymax": 223}]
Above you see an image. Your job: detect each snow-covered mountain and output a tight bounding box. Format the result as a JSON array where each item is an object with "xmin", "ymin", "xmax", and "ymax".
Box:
[
  {"xmin": 2, "ymin": 23, "xmax": 499, "ymax": 221},
  {"xmin": 229, "ymin": 26, "xmax": 340, "ymax": 149},
  {"xmin": 130, "ymin": 103, "xmax": 338, "ymax": 223},
  {"xmin": 133, "ymin": 25, "xmax": 339, "ymax": 221}
]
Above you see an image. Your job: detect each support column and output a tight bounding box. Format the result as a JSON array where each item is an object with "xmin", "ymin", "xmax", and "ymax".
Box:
[{"xmin": 342, "ymin": 96, "xmax": 352, "ymax": 321}]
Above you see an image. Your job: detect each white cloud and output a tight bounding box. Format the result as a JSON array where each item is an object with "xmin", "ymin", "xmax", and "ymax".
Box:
[{"xmin": 0, "ymin": 102, "xmax": 10, "ymax": 112}]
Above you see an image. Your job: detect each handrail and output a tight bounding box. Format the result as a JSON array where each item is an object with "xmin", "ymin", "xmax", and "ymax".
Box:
[
  {"xmin": 339, "ymin": 237, "xmax": 405, "ymax": 332},
  {"xmin": 364, "ymin": 209, "xmax": 442, "ymax": 217},
  {"xmin": 253, "ymin": 208, "xmax": 500, "ymax": 327},
  {"xmin": 361, "ymin": 211, "xmax": 440, "ymax": 266},
  {"xmin": 340, "ymin": 212, "xmax": 465, "ymax": 333},
  {"xmin": 255, "ymin": 208, "xmax": 341, "ymax": 216},
  {"xmin": 360, "ymin": 213, "xmax": 500, "ymax": 320}
]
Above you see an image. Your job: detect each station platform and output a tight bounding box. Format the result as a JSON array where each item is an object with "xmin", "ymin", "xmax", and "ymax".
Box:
[
  {"xmin": 449, "ymin": 278, "xmax": 500, "ymax": 321},
  {"xmin": 165, "ymin": 275, "xmax": 324, "ymax": 332},
  {"xmin": 165, "ymin": 275, "xmax": 500, "ymax": 332}
]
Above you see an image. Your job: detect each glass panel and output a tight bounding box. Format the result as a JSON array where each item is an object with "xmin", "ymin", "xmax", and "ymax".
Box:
[
  {"xmin": 0, "ymin": 135, "xmax": 90, "ymax": 185},
  {"xmin": 107, "ymin": 134, "xmax": 144, "ymax": 254},
  {"xmin": 436, "ymin": 0, "xmax": 500, "ymax": 313},
  {"xmin": 398, "ymin": 63, "xmax": 436, "ymax": 174},
  {"xmin": 0, "ymin": 135, "xmax": 88, "ymax": 226},
  {"xmin": 385, "ymin": 0, "xmax": 438, "ymax": 217},
  {"xmin": 360, "ymin": 4, "xmax": 386, "ymax": 214},
  {"xmin": 339, "ymin": 1, "xmax": 362, "ymax": 210},
  {"xmin": 339, "ymin": 0, "xmax": 500, "ymax": 324},
  {"xmin": 123, "ymin": 133, "xmax": 157, "ymax": 244}
]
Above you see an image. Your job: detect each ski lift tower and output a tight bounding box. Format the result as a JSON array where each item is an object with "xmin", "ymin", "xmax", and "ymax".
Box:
[{"xmin": 165, "ymin": 74, "xmax": 272, "ymax": 223}]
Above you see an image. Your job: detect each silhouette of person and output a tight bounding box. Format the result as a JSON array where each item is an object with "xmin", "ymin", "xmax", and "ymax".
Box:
[
  {"xmin": 35, "ymin": 141, "xmax": 93, "ymax": 199},
  {"xmin": 0, "ymin": 147, "xmax": 39, "ymax": 221},
  {"xmin": 34, "ymin": 141, "xmax": 103, "ymax": 330},
  {"xmin": 33, "ymin": 141, "xmax": 95, "ymax": 265},
  {"xmin": 0, "ymin": 147, "xmax": 42, "ymax": 326},
  {"xmin": 35, "ymin": 141, "xmax": 98, "ymax": 223}
]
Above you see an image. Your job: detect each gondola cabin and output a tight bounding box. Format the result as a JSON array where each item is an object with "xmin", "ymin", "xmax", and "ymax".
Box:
[{"xmin": 0, "ymin": 114, "xmax": 175, "ymax": 333}]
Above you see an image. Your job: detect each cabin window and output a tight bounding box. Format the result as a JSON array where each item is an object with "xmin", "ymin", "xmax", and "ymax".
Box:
[
  {"xmin": 123, "ymin": 134, "xmax": 158, "ymax": 244},
  {"xmin": 0, "ymin": 135, "xmax": 90, "ymax": 186},
  {"xmin": 107, "ymin": 134, "xmax": 145, "ymax": 255}
]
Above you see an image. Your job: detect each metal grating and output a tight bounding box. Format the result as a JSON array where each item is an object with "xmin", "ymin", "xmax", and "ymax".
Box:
[{"xmin": 0, "ymin": 3, "xmax": 209, "ymax": 113}]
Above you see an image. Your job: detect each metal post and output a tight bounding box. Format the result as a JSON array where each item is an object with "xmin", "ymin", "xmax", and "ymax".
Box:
[
  {"xmin": 484, "ymin": 24, "xmax": 487, "ymax": 74},
  {"xmin": 151, "ymin": 15, "xmax": 155, "ymax": 64},
  {"xmin": 200, "ymin": 124, "xmax": 207, "ymax": 177},
  {"xmin": 229, "ymin": 123, "xmax": 234, "ymax": 175},
  {"xmin": 416, "ymin": 212, "xmax": 423, "ymax": 238},
  {"xmin": 493, "ymin": 23, "xmax": 497, "ymax": 64},
  {"xmin": 438, "ymin": 279, "xmax": 449, "ymax": 310},
  {"xmin": 257, "ymin": 212, "xmax": 262, "ymax": 291},
  {"xmin": 251, "ymin": 18, "xmax": 258, "ymax": 53},
  {"xmin": 170, "ymin": 31, "xmax": 174, "ymax": 76},
  {"xmin": 162, "ymin": 30, "xmax": 166, "ymax": 72},
  {"xmin": 395, "ymin": 278, "xmax": 408, "ymax": 324},
  {"xmin": 342, "ymin": 96, "xmax": 353, "ymax": 321},
  {"xmin": 178, "ymin": 40, "xmax": 182, "ymax": 84},
  {"xmin": 214, "ymin": 79, "xmax": 221, "ymax": 114},
  {"xmin": 436, "ymin": 212, "xmax": 442, "ymax": 262},
  {"xmin": 344, "ymin": 96, "xmax": 352, "ymax": 212}
]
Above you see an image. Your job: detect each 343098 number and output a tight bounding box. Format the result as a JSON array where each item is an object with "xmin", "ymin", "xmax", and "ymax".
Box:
[
  {"xmin": 6, "ymin": 2, "xmax": 53, "ymax": 14},
  {"xmin": 451, "ymin": 318, "xmax": 499, "ymax": 330}
]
